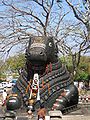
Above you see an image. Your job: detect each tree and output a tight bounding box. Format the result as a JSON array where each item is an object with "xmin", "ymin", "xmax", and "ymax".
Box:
[
  {"xmin": 5, "ymin": 53, "xmax": 25, "ymax": 72},
  {"xmin": 61, "ymin": 55, "xmax": 90, "ymax": 81},
  {"xmin": 65, "ymin": 0, "xmax": 90, "ymax": 41},
  {"xmin": 0, "ymin": 0, "xmax": 65, "ymax": 58},
  {"xmin": 56, "ymin": 21, "xmax": 90, "ymax": 77},
  {"xmin": 0, "ymin": 53, "xmax": 25, "ymax": 74},
  {"xmin": 74, "ymin": 56, "xmax": 90, "ymax": 81},
  {"xmin": 0, "ymin": 53, "xmax": 25, "ymax": 81},
  {"xmin": 63, "ymin": 0, "xmax": 90, "ymax": 77},
  {"xmin": 0, "ymin": 0, "xmax": 89, "ymax": 79}
]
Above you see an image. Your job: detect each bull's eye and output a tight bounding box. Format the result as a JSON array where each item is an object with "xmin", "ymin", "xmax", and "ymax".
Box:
[{"xmin": 49, "ymin": 42, "xmax": 52, "ymax": 47}]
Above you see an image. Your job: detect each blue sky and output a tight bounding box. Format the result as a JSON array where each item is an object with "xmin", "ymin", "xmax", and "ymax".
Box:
[{"xmin": 0, "ymin": 0, "xmax": 89, "ymax": 60}]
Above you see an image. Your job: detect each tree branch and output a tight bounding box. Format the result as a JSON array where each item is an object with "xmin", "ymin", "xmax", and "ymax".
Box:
[{"xmin": 66, "ymin": 0, "xmax": 86, "ymax": 24}]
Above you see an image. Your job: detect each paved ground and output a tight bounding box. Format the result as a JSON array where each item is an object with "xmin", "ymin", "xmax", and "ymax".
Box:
[
  {"xmin": 62, "ymin": 115, "xmax": 90, "ymax": 120},
  {"xmin": 0, "ymin": 103, "xmax": 90, "ymax": 120}
]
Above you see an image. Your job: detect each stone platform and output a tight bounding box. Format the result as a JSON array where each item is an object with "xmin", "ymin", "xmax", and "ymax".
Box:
[{"xmin": 0, "ymin": 95, "xmax": 90, "ymax": 120}]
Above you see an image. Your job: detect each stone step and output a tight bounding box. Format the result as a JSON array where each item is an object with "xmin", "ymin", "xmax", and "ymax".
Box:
[
  {"xmin": 62, "ymin": 115, "xmax": 90, "ymax": 120},
  {"xmin": 49, "ymin": 110, "xmax": 62, "ymax": 119}
]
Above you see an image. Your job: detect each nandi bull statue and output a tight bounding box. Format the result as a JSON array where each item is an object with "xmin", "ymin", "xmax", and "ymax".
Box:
[{"xmin": 6, "ymin": 36, "xmax": 78, "ymax": 113}]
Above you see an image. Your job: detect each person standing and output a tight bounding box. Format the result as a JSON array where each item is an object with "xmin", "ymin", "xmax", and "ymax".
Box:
[
  {"xmin": 2, "ymin": 89, "xmax": 7, "ymax": 106},
  {"xmin": 37, "ymin": 104, "xmax": 47, "ymax": 120}
]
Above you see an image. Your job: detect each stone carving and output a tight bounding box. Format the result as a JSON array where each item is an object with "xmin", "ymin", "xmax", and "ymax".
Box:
[{"xmin": 6, "ymin": 36, "xmax": 78, "ymax": 113}]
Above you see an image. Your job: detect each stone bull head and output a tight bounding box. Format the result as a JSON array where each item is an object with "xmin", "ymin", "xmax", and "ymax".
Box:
[{"xmin": 25, "ymin": 36, "xmax": 58, "ymax": 65}]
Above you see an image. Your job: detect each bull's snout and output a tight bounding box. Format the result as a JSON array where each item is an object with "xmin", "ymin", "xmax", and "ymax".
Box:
[
  {"xmin": 30, "ymin": 49, "xmax": 44, "ymax": 56},
  {"xmin": 29, "ymin": 47, "xmax": 47, "ymax": 62},
  {"xmin": 29, "ymin": 44, "xmax": 47, "ymax": 61}
]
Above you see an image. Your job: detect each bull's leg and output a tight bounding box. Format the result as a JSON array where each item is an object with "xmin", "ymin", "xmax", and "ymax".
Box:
[{"xmin": 53, "ymin": 84, "xmax": 79, "ymax": 112}]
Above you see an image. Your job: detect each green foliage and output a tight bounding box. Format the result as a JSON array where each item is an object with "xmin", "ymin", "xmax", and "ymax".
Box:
[
  {"xmin": 75, "ymin": 70, "xmax": 88, "ymax": 81},
  {"xmin": 75, "ymin": 56, "xmax": 90, "ymax": 81},
  {"xmin": 0, "ymin": 54, "xmax": 89, "ymax": 82},
  {"xmin": 60, "ymin": 55, "xmax": 73, "ymax": 72},
  {"xmin": 6, "ymin": 53, "xmax": 25, "ymax": 72},
  {"xmin": 0, "ymin": 72, "xmax": 6, "ymax": 81},
  {"xmin": 0, "ymin": 54, "xmax": 25, "ymax": 76},
  {"xmin": 60, "ymin": 55, "xmax": 90, "ymax": 81},
  {"xmin": 0, "ymin": 53, "xmax": 25, "ymax": 80}
]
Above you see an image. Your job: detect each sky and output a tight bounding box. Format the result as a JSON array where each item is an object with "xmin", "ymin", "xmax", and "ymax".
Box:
[{"xmin": 0, "ymin": 0, "xmax": 90, "ymax": 60}]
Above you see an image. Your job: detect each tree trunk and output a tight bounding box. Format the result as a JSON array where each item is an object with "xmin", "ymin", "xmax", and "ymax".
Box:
[{"xmin": 87, "ymin": 24, "xmax": 90, "ymax": 41}]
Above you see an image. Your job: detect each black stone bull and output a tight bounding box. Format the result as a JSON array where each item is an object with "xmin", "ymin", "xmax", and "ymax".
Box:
[
  {"xmin": 6, "ymin": 36, "xmax": 78, "ymax": 113},
  {"xmin": 25, "ymin": 36, "xmax": 58, "ymax": 80}
]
